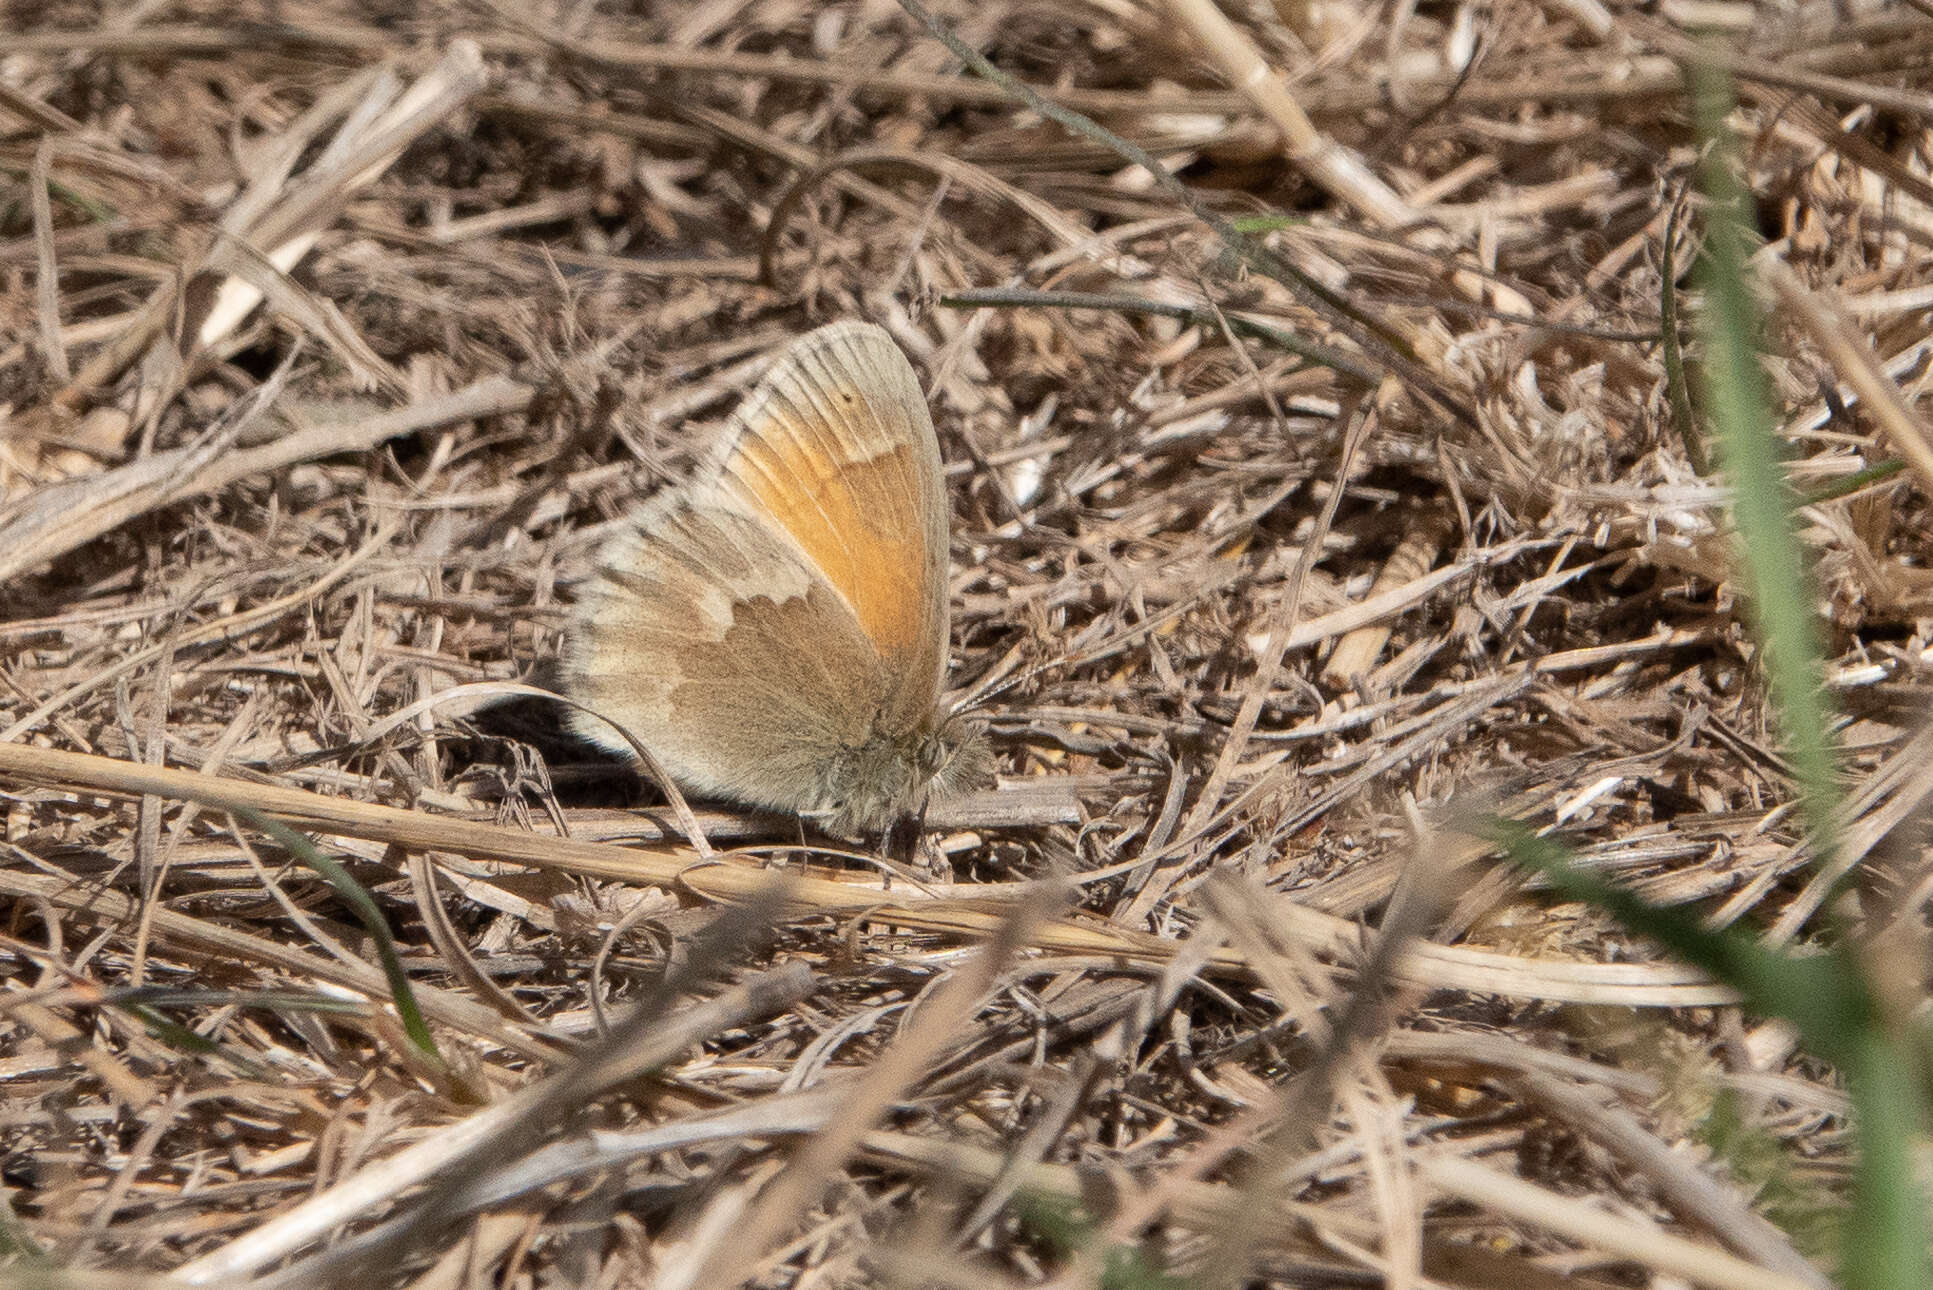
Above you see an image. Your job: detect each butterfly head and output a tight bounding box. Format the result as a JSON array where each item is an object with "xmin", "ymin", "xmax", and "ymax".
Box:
[{"xmin": 819, "ymin": 706, "xmax": 992, "ymax": 836}]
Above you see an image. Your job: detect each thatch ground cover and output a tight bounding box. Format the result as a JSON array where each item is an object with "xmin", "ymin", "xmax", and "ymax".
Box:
[{"xmin": 3, "ymin": 1, "xmax": 1930, "ymax": 1286}]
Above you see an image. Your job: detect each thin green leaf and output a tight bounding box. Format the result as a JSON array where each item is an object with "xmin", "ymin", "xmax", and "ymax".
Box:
[
  {"xmin": 1798, "ymin": 458, "xmax": 1906, "ymax": 506},
  {"xmin": 1841, "ymin": 1029, "xmax": 1928, "ymax": 1288},
  {"xmin": 1686, "ymin": 59, "xmax": 1841, "ymax": 871},
  {"xmin": 1658, "ymin": 185, "xmax": 1709, "ymax": 475},
  {"xmin": 232, "ymin": 807, "xmax": 445, "ymax": 1071},
  {"xmin": 1492, "ymin": 823, "xmax": 1874, "ymax": 1063}
]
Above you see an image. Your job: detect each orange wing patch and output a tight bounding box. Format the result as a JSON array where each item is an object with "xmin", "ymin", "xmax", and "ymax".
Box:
[{"xmin": 734, "ymin": 419, "xmax": 928, "ymax": 658}]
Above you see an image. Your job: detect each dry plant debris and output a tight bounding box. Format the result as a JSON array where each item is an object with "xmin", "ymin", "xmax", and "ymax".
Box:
[{"xmin": 1, "ymin": 1, "xmax": 1929, "ymax": 1286}]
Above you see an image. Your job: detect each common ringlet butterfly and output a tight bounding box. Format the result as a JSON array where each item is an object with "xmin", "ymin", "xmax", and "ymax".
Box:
[{"xmin": 563, "ymin": 321, "xmax": 989, "ymax": 836}]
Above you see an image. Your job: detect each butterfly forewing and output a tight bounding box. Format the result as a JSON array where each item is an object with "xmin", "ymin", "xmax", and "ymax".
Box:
[{"xmin": 710, "ymin": 323, "xmax": 950, "ymax": 716}]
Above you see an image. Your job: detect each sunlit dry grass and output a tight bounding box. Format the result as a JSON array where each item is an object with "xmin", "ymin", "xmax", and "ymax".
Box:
[{"xmin": 3, "ymin": 3, "xmax": 1931, "ymax": 1287}]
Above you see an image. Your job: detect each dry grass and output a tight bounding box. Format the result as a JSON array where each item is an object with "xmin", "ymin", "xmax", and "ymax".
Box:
[{"xmin": 3, "ymin": 1, "xmax": 1931, "ymax": 1286}]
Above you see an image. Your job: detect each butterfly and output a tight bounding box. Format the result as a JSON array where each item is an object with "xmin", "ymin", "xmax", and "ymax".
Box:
[{"xmin": 564, "ymin": 321, "xmax": 989, "ymax": 836}]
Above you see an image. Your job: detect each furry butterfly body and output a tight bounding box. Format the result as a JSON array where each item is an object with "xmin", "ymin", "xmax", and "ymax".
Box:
[{"xmin": 564, "ymin": 322, "xmax": 985, "ymax": 834}]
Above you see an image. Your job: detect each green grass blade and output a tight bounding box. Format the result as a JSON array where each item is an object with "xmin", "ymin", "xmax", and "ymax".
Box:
[
  {"xmin": 231, "ymin": 807, "xmax": 445, "ymax": 1071},
  {"xmin": 1686, "ymin": 60, "xmax": 1840, "ymax": 870},
  {"xmin": 1691, "ymin": 57, "xmax": 1926, "ymax": 1283}
]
